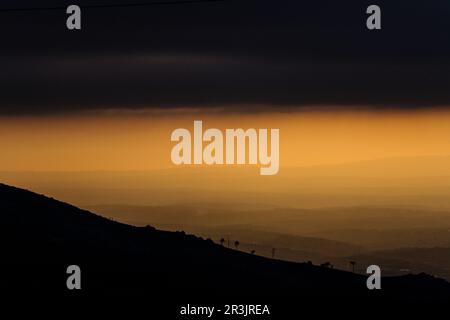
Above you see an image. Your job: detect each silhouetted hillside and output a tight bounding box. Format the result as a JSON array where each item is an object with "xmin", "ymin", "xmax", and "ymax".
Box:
[{"xmin": 1, "ymin": 183, "xmax": 450, "ymax": 300}]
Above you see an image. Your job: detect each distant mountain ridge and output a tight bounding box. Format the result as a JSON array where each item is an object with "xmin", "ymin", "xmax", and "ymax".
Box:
[{"xmin": 1, "ymin": 183, "xmax": 450, "ymax": 300}]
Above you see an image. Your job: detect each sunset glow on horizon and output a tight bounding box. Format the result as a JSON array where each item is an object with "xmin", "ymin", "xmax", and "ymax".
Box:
[{"xmin": 1, "ymin": 109, "xmax": 450, "ymax": 172}]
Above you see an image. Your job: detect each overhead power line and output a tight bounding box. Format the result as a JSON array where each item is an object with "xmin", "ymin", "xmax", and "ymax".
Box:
[{"xmin": 0, "ymin": 0, "xmax": 226, "ymax": 13}]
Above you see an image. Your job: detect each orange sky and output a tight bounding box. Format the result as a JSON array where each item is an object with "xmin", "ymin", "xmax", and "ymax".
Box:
[{"xmin": 1, "ymin": 109, "xmax": 450, "ymax": 171}]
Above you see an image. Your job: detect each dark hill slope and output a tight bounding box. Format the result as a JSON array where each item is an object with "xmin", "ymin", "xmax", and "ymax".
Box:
[{"xmin": 1, "ymin": 183, "xmax": 449, "ymax": 300}]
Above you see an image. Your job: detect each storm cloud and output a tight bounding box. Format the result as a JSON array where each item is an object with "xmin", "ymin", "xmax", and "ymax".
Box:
[{"xmin": 1, "ymin": 0, "xmax": 449, "ymax": 115}]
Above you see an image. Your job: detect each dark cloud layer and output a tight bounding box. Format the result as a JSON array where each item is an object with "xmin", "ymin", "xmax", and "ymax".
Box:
[{"xmin": 0, "ymin": 0, "xmax": 449, "ymax": 115}]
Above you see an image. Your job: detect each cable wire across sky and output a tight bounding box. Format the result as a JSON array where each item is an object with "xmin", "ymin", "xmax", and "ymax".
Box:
[{"xmin": 0, "ymin": 0, "xmax": 227, "ymax": 13}]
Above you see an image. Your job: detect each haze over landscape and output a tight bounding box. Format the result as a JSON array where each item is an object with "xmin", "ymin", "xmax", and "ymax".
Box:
[{"xmin": 2, "ymin": 111, "xmax": 450, "ymax": 281}]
